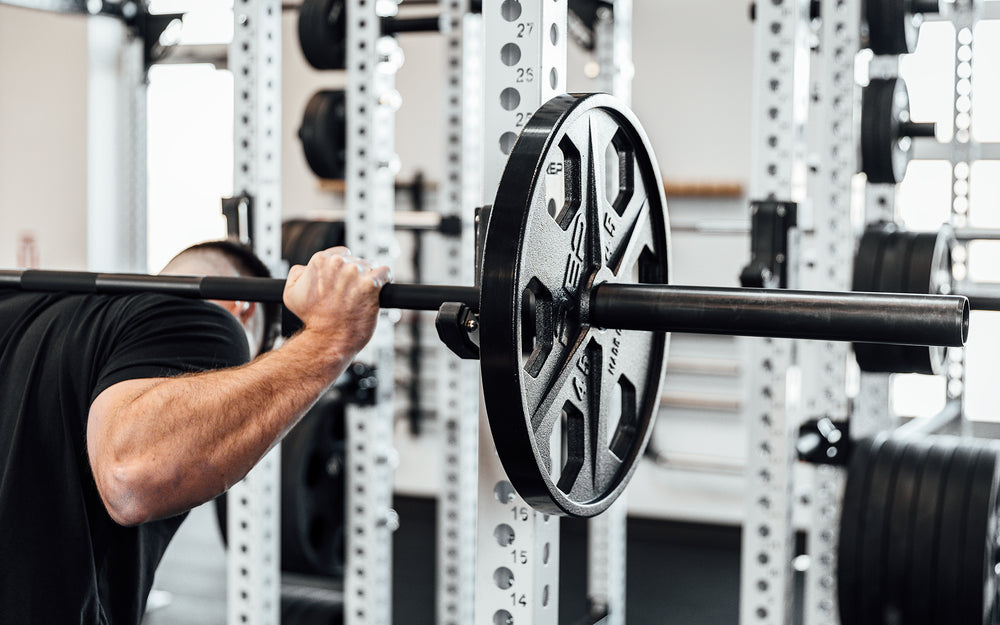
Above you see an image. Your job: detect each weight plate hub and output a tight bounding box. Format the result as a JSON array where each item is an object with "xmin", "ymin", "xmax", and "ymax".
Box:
[{"xmin": 480, "ymin": 93, "xmax": 670, "ymax": 518}]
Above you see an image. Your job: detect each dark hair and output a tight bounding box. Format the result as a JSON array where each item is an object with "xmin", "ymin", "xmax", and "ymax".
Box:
[{"xmin": 180, "ymin": 239, "xmax": 281, "ymax": 354}]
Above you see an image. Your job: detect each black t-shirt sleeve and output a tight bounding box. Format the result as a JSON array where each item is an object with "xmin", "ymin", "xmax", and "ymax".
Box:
[{"xmin": 90, "ymin": 295, "xmax": 251, "ymax": 403}]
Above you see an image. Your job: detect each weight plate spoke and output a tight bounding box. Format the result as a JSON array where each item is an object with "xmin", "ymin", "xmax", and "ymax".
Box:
[{"xmin": 481, "ymin": 93, "xmax": 670, "ymax": 517}]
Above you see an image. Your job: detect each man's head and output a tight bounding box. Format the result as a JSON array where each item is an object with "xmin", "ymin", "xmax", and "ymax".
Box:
[{"xmin": 160, "ymin": 240, "xmax": 280, "ymax": 357}]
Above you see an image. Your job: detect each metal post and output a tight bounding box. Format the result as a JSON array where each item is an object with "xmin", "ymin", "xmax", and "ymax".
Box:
[
  {"xmin": 477, "ymin": 1, "xmax": 566, "ymax": 624},
  {"xmin": 344, "ymin": 1, "xmax": 402, "ymax": 624},
  {"xmin": 946, "ymin": 0, "xmax": 979, "ymax": 435},
  {"xmin": 739, "ymin": 0, "xmax": 810, "ymax": 623},
  {"xmin": 437, "ymin": 1, "xmax": 483, "ymax": 624},
  {"xmin": 227, "ymin": 1, "xmax": 283, "ymax": 624},
  {"xmin": 801, "ymin": 0, "xmax": 862, "ymax": 622},
  {"xmin": 586, "ymin": 3, "xmax": 631, "ymax": 623}
]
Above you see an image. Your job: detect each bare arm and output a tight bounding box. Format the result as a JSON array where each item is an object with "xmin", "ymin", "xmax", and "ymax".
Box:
[{"xmin": 87, "ymin": 248, "xmax": 389, "ymax": 526}]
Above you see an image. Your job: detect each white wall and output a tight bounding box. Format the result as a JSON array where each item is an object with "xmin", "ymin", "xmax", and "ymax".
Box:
[{"xmin": 0, "ymin": 6, "xmax": 89, "ymax": 270}]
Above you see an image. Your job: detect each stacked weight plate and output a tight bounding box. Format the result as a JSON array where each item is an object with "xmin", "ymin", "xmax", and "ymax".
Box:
[
  {"xmin": 839, "ymin": 435, "xmax": 1000, "ymax": 625},
  {"xmin": 852, "ymin": 222, "xmax": 954, "ymax": 374}
]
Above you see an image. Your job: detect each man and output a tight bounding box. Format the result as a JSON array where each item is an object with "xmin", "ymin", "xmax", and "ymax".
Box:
[{"xmin": 0, "ymin": 240, "xmax": 390, "ymax": 624}]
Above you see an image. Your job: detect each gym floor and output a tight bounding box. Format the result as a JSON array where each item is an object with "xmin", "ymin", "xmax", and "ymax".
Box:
[{"xmin": 142, "ymin": 495, "xmax": 750, "ymax": 625}]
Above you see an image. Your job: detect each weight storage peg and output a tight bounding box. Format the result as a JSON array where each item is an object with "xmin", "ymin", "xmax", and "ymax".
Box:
[
  {"xmin": 0, "ymin": 94, "xmax": 970, "ymax": 517},
  {"xmin": 298, "ymin": 0, "xmax": 447, "ymax": 71},
  {"xmin": 861, "ymin": 77, "xmax": 936, "ymax": 185}
]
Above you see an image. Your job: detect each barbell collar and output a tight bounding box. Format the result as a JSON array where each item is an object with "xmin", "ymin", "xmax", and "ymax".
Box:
[{"xmin": 589, "ymin": 284, "xmax": 969, "ymax": 347}]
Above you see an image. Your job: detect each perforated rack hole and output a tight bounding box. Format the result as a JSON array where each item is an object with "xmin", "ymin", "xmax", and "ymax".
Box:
[
  {"xmin": 501, "ymin": 42, "xmax": 521, "ymax": 66},
  {"xmin": 499, "ymin": 132, "xmax": 518, "ymax": 155},
  {"xmin": 494, "ymin": 481, "xmax": 516, "ymax": 504},
  {"xmin": 493, "ymin": 567, "xmax": 515, "ymax": 589},
  {"xmin": 500, "ymin": 87, "xmax": 521, "ymax": 111},
  {"xmin": 493, "ymin": 610, "xmax": 514, "ymax": 625},
  {"xmin": 494, "ymin": 523, "xmax": 515, "ymax": 546}
]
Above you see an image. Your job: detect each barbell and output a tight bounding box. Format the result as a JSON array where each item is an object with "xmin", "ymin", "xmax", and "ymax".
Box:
[{"xmin": 0, "ymin": 94, "xmax": 970, "ymax": 516}]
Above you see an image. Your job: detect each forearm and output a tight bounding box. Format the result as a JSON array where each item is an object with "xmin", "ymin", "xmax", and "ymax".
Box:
[{"xmin": 94, "ymin": 329, "xmax": 352, "ymax": 524}]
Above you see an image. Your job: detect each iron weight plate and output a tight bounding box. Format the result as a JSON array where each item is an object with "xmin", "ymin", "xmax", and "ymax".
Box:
[
  {"xmin": 876, "ymin": 229, "xmax": 914, "ymax": 372},
  {"xmin": 298, "ymin": 0, "xmax": 347, "ymax": 70},
  {"xmin": 865, "ymin": 0, "xmax": 917, "ymax": 56},
  {"xmin": 480, "ymin": 93, "xmax": 670, "ymax": 517},
  {"xmin": 280, "ymin": 392, "xmax": 347, "ymax": 577},
  {"xmin": 283, "ymin": 219, "xmax": 312, "ymax": 264},
  {"xmin": 299, "ymin": 90, "xmax": 348, "ymax": 181},
  {"xmin": 932, "ymin": 439, "xmax": 980, "ymax": 624},
  {"xmin": 890, "ymin": 231, "xmax": 932, "ymax": 373},
  {"xmin": 853, "ymin": 223, "xmax": 895, "ymax": 372},
  {"xmin": 905, "ymin": 437, "xmax": 958, "ymax": 625},
  {"xmin": 960, "ymin": 442, "xmax": 1000, "ymax": 624},
  {"xmin": 861, "ymin": 78, "xmax": 913, "ymax": 185},
  {"xmin": 858, "ymin": 435, "xmax": 907, "ymax": 625},
  {"xmin": 839, "ymin": 436, "xmax": 888, "ymax": 625},
  {"xmin": 883, "ymin": 437, "xmax": 933, "ymax": 624},
  {"xmin": 903, "ymin": 229, "xmax": 953, "ymax": 374}
]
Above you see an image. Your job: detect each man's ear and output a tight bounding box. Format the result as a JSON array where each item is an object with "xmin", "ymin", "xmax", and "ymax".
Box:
[{"xmin": 238, "ymin": 301, "xmax": 257, "ymax": 325}]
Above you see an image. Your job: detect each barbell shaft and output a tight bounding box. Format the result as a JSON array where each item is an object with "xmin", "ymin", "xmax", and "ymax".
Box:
[
  {"xmin": 0, "ymin": 270, "xmax": 968, "ymax": 347},
  {"xmin": 0, "ymin": 270, "xmax": 478, "ymax": 311},
  {"xmin": 590, "ymin": 284, "xmax": 969, "ymax": 347}
]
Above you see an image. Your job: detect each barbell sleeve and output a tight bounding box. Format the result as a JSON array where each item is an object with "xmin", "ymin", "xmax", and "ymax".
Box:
[
  {"xmin": 589, "ymin": 284, "xmax": 969, "ymax": 347},
  {"xmin": 0, "ymin": 270, "xmax": 969, "ymax": 347}
]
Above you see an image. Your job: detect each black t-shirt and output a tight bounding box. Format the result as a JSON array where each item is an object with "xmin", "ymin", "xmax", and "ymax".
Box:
[{"xmin": 0, "ymin": 291, "xmax": 250, "ymax": 624}]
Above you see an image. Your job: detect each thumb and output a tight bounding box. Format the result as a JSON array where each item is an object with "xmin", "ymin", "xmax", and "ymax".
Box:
[{"xmin": 286, "ymin": 264, "xmax": 305, "ymax": 288}]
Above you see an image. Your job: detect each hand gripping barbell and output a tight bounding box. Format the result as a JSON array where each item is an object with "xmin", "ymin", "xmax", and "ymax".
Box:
[{"xmin": 0, "ymin": 94, "xmax": 969, "ymax": 517}]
